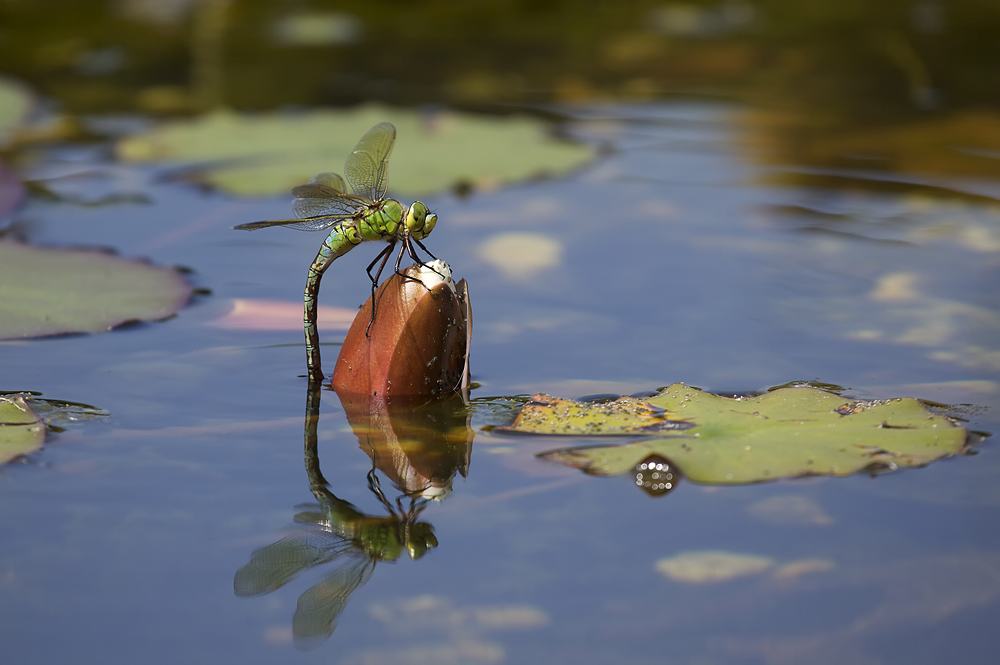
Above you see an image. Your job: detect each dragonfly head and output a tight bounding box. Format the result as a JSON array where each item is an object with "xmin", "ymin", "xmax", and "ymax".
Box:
[
  {"xmin": 405, "ymin": 201, "xmax": 437, "ymax": 240},
  {"xmin": 405, "ymin": 521, "xmax": 439, "ymax": 560}
]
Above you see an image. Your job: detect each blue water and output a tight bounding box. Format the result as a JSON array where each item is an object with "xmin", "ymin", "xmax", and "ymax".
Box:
[{"xmin": 2, "ymin": 103, "xmax": 998, "ymax": 664}]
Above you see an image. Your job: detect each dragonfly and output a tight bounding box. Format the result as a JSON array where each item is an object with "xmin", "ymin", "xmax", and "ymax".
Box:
[
  {"xmin": 233, "ymin": 471, "xmax": 437, "ymax": 648},
  {"xmin": 233, "ymin": 122, "xmax": 439, "ymax": 383}
]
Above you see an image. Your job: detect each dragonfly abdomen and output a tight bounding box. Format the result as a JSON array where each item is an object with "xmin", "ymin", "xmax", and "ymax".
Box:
[{"xmin": 315, "ymin": 221, "xmax": 364, "ymax": 273}]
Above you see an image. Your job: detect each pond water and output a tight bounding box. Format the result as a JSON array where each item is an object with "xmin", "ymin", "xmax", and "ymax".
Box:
[
  {"xmin": 3, "ymin": 99, "xmax": 998, "ymax": 664},
  {"xmin": 3, "ymin": 4, "xmax": 1000, "ymax": 663}
]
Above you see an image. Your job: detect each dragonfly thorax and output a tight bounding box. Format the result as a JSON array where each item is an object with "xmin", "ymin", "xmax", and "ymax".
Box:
[
  {"xmin": 382, "ymin": 199, "xmax": 404, "ymax": 230},
  {"xmin": 358, "ymin": 198, "xmax": 404, "ymax": 242}
]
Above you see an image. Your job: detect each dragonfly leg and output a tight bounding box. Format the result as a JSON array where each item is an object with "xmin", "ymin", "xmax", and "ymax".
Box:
[
  {"xmin": 402, "ymin": 236, "xmax": 447, "ymax": 282},
  {"xmin": 365, "ymin": 242, "xmax": 397, "ymax": 337},
  {"xmin": 411, "ymin": 237, "xmax": 438, "ymax": 262},
  {"xmin": 367, "ymin": 470, "xmax": 396, "ymax": 512},
  {"xmin": 365, "ymin": 242, "xmax": 396, "ymax": 289},
  {"xmin": 393, "ymin": 240, "xmax": 434, "ymax": 287}
]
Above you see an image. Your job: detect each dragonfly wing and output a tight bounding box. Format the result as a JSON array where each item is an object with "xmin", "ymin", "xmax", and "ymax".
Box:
[
  {"xmin": 233, "ymin": 215, "xmax": 349, "ymax": 232},
  {"xmin": 291, "ymin": 184, "xmax": 341, "ymax": 199},
  {"xmin": 344, "ymin": 122, "xmax": 395, "ymax": 201},
  {"xmin": 292, "ymin": 193, "xmax": 370, "ymax": 219},
  {"xmin": 292, "ymin": 556, "xmax": 375, "ymax": 646},
  {"xmin": 292, "ymin": 172, "xmax": 347, "ymax": 199},
  {"xmin": 233, "ymin": 532, "xmax": 353, "ymax": 597}
]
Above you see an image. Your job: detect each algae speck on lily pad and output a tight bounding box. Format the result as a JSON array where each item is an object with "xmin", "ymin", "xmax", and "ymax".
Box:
[
  {"xmin": 503, "ymin": 383, "xmax": 973, "ymax": 485},
  {"xmin": 0, "ymin": 242, "xmax": 192, "ymax": 339},
  {"xmin": 116, "ymin": 104, "xmax": 595, "ymax": 197}
]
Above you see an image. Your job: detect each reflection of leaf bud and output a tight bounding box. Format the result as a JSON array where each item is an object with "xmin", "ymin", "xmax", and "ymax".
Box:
[{"xmin": 331, "ymin": 260, "xmax": 471, "ymax": 400}]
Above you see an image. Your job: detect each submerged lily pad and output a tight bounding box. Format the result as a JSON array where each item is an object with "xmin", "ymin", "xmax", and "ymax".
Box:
[
  {"xmin": 0, "ymin": 394, "xmax": 44, "ymax": 464},
  {"xmin": 504, "ymin": 384, "xmax": 971, "ymax": 485},
  {"xmin": 655, "ymin": 551, "xmax": 775, "ymax": 583},
  {"xmin": 116, "ymin": 104, "xmax": 595, "ymax": 197},
  {"xmin": 0, "ymin": 242, "xmax": 192, "ymax": 339}
]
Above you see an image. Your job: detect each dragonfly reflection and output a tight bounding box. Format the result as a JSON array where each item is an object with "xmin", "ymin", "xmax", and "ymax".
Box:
[
  {"xmin": 234, "ymin": 382, "xmax": 443, "ymax": 650},
  {"xmin": 234, "ymin": 469, "xmax": 437, "ymax": 648}
]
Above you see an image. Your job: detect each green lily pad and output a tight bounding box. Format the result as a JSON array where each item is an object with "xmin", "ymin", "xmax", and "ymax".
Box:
[
  {"xmin": 0, "ymin": 394, "xmax": 45, "ymax": 464},
  {"xmin": 0, "ymin": 75, "xmax": 33, "ymax": 146},
  {"xmin": 116, "ymin": 104, "xmax": 594, "ymax": 197},
  {"xmin": 0, "ymin": 242, "xmax": 192, "ymax": 339},
  {"xmin": 504, "ymin": 384, "xmax": 971, "ymax": 485}
]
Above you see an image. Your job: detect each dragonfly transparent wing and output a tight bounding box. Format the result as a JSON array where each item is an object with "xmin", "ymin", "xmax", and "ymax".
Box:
[
  {"xmin": 292, "ymin": 556, "xmax": 376, "ymax": 647},
  {"xmin": 233, "ymin": 172, "xmax": 366, "ymax": 231},
  {"xmin": 233, "ymin": 532, "xmax": 355, "ymax": 597},
  {"xmin": 291, "ymin": 172, "xmax": 348, "ymax": 199},
  {"xmin": 233, "ymin": 214, "xmax": 352, "ymax": 232},
  {"xmin": 344, "ymin": 122, "xmax": 395, "ymax": 201},
  {"xmin": 291, "ymin": 172, "xmax": 359, "ymax": 216},
  {"xmin": 292, "ymin": 192, "xmax": 370, "ymax": 219}
]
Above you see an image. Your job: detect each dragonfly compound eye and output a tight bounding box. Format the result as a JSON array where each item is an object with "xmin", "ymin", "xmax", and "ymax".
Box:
[
  {"xmin": 405, "ymin": 201, "xmax": 430, "ymax": 235},
  {"xmin": 422, "ymin": 212, "xmax": 437, "ymax": 237}
]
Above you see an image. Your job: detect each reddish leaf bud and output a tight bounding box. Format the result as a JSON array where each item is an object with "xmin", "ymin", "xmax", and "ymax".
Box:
[{"xmin": 331, "ymin": 260, "xmax": 471, "ymax": 400}]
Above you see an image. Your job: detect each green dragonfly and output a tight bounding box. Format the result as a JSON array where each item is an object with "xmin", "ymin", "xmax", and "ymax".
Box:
[
  {"xmin": 233, "ymin": 472, "xmax": 437, "ymax": 647},
  {"xmin": 233, "ymin": 122, "xmax": 438, "ymax": 383}
]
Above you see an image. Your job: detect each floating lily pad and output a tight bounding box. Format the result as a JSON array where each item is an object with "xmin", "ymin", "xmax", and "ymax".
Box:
[
  {"xmin": 0, "ymin": 242, "xmax": 192, "ymax": 339},
  {"xmin": 0, "ymin": 77, "xmax": 33, "ymax": 215},
  {"xmin": 0, "ymin": 394, "xmax": 45, "ymax": 464},
  {"xmin": 745, "ymin": 494, "xmax": 834, "ymax": 526},
  {"xmin": 116, "ymin": 104, "xmax": 595, "ymax": 197},
  {"xmin": 0, "ymin": 75, "xmax": 33, "ymax": 146},
  {"xmin": 0, "ymin": 393, "xmax": 109, "ymax": 465},
  {"xmin": 504, "ymin": 384, "xmax": 971, "ymax": 485}
]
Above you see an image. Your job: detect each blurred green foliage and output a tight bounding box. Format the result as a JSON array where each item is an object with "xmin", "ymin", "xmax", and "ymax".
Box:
[
  {"xmin": 1, "ymin": 1, "xmax": 999, "ymax": 180},
  {"xmin": 0, "ymin": 0, "xmax": 996, "ymax": 114}
]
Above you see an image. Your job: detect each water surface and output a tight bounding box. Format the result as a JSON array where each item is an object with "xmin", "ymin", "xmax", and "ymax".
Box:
[{"xmin": 2, "ymin": 101, "xmax": 998, "ymax": 664}]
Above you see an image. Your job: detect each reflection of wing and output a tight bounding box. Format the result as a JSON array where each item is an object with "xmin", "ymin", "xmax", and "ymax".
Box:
[
  {"xmin": 292, "ymin": 556, "xmax": 376, "ymax": 649},
  {"xmin": 233, "ymin": 532, "xmax": 354, "ymax": 597},
  {"xmin": 344, "ymin": 122, "xmax": 395, "ymax": 202}
]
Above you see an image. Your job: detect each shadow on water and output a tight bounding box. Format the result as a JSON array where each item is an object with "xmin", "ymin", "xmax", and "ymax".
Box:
[{"xmin": 233, "ymin": 381, "xmax": 474, "ymax": 650}]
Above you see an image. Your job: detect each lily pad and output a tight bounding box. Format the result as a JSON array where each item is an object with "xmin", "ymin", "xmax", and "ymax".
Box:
[
  {"xmin": 504, "ymin": 384, "xmax": 971, "ymax": 485},
  {"xmin": 0, "ymin": 394, "xmax": 44, "ymax": 464},
  {"xmin": 116, "ymin": 104, "xmax": 595, "ymax": 197},
  {"xmin": 0, "ymin": 75, "xmax": 33, "ymax": 146},
  {"xmin": 0, "ymin": 242, "xmax": 192, "ymax": 339}
]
